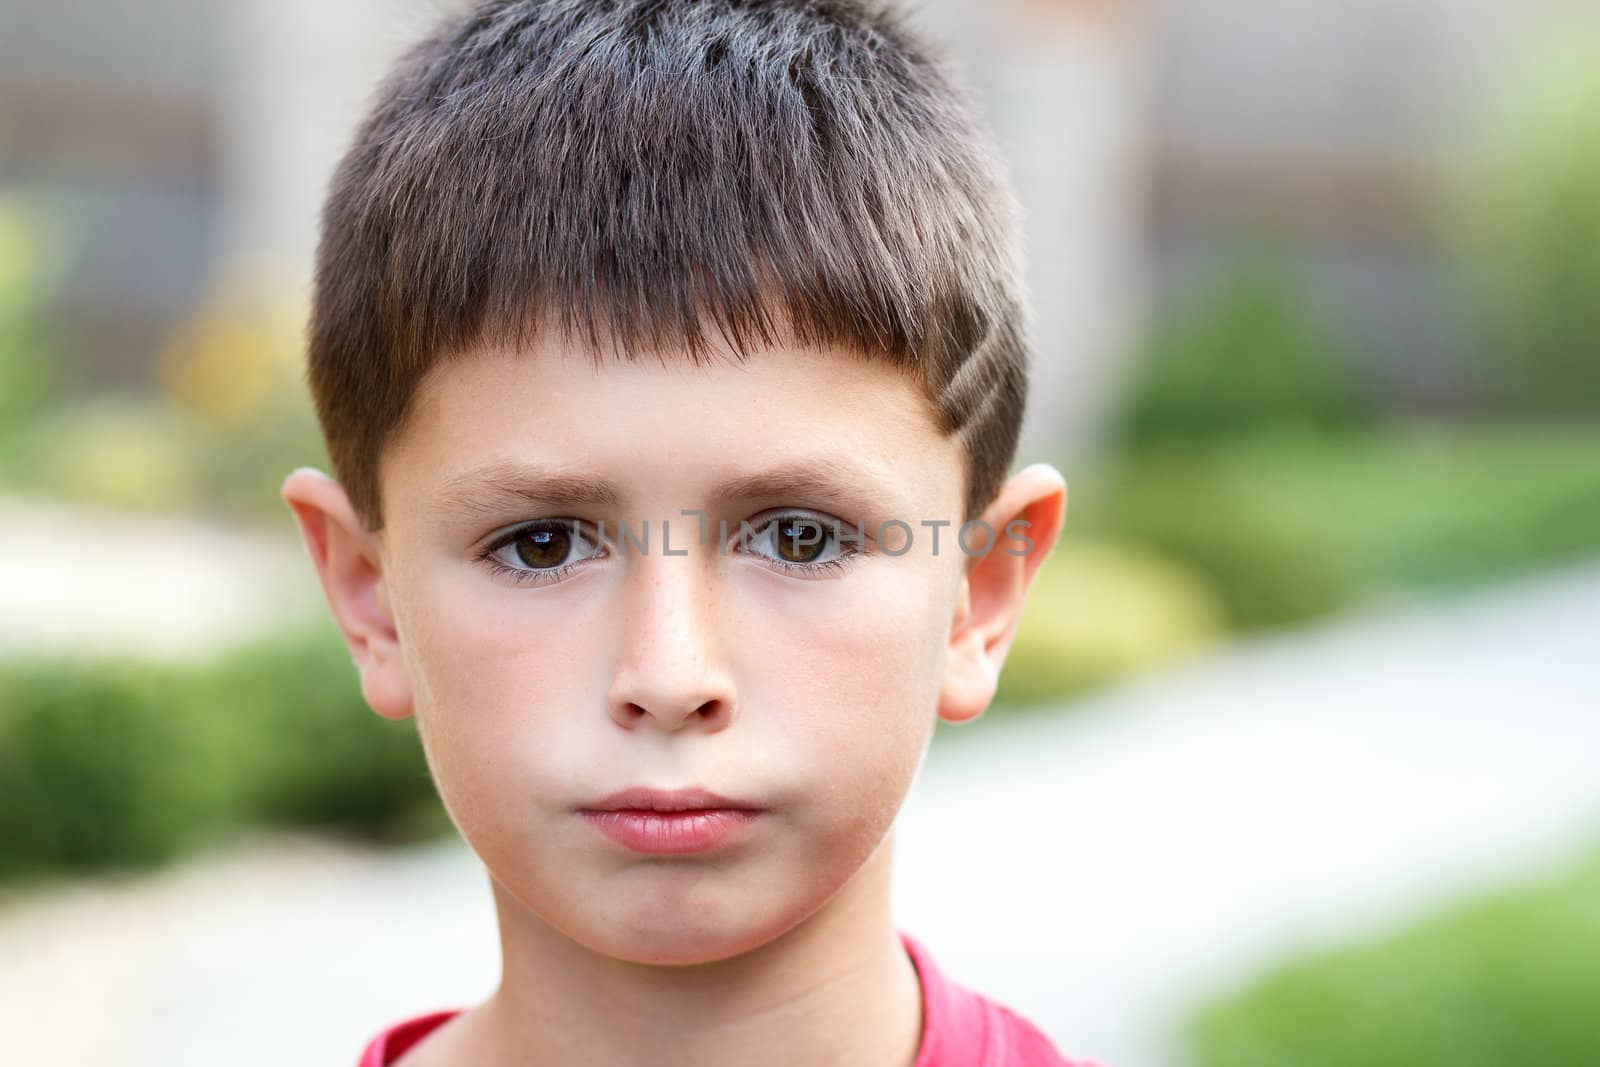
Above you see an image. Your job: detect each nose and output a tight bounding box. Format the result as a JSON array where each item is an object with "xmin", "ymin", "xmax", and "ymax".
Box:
[{"xmin": 606, "ymin": 551, "xmax": 737, "ymax": 733}]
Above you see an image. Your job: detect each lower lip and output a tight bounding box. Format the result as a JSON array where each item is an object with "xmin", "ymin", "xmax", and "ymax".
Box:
[{"xmin": 578, "ymin": 809, "xmax": 762, "ymax": 854}]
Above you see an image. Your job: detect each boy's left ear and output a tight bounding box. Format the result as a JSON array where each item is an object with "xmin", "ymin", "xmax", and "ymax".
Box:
[{"xmin": 938, "ymin": 463, "xmax": 1068, "ymax": 725}]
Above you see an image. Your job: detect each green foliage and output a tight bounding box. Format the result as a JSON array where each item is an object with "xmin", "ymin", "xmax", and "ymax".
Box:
[
  {"xmin": 1074, "ymin": 442, "xmax": 1365, "ymax": 632},
  {"xmin": 195, "ymin": 632, "xmax": 438, "ymax": 832},
  {"xmin": 1180, "ymin": 426, "xmax": 1600, "ymax": 594},
  {"xmin": 0, "ymin": 628, "xmax": 440, "ymax": 882},
  {"xmin": 1114, "ymin": 245, "xmax": 1373, "ymax": 449},
  {"xmin": 1071, "ymin": 424, "xmax": 1600, "ymax": 634},
  {"xmin": 0, "ymin": 659, "xmax": 235, "ymax": 876},
  {"xmin": 1187, "ymin": 844, "xmax": 1600, "ymax": 1067},
  {"xmin": 1452, "ymin": 26, "xmax": 1600, "ymax": 413},
  {"xmin": 0, "ymin": 195, "xmax": 64, "ymax": 475}
]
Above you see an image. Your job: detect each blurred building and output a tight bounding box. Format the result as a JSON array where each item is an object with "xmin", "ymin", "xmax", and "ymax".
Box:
[
  {"xmin": 0, "ymin": 0, "xmax": 437, "ymax": 390},
  {"xmin": 1, "ymin": 0, "xmax": 224, "ymax": 391},
  {"xmin": 1141, "ymin": 0, "xmax": 1551, "ymax": 413}
]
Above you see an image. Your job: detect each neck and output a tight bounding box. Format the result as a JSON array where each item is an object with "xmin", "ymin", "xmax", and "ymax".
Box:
[{"xmin": 464, "ymin": 832, "xmax": 924, "ymax": 1067}]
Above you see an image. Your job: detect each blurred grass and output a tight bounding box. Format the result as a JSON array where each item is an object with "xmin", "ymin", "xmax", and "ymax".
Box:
[{"xmin": 1186, "ymin": 842, "xmax": 1600, "ymax": 1067}]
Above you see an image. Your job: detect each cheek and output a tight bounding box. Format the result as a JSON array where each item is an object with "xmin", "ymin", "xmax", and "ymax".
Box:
[
  {"xmin": 395, "ymin": 570, "xmax": 601, "ymax": 828},
  {"xmin": 745, "ymin": 559, "xmax": 952, "ymax": 813}
]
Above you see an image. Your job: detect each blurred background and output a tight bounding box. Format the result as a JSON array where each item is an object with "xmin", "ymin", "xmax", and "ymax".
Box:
[{"xmin": 1, "ymin": 0, "xmax": 1597, "ymax": 1064}]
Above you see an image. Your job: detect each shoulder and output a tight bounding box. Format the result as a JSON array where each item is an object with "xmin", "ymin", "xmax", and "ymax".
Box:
[
  {"xmin": 356, "ymin": 1009, "xmax": 464, "ymax": 1067},
  {"xmin": 982, "ymin": 998, "xmax": 1106, "ymax": 1067},
  {"xmin": 899, "ymin": 930, "xmax": 1102, "ymax": 1067}
]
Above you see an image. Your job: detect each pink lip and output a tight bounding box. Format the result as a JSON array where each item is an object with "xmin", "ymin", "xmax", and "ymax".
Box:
[{"xmin": 577, "ymin": 787, "xmax": 764, "ymax": 855}]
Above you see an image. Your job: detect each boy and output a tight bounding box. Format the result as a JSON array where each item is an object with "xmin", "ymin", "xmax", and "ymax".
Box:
[{"xmin": 282, "ymin": 0, "xmax": 1090, "ymax": 1063}]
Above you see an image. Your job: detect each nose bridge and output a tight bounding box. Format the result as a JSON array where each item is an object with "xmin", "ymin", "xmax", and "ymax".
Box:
[{"xmin": 607, "ymin": 543, "xmax": 734, "ymax": 731}]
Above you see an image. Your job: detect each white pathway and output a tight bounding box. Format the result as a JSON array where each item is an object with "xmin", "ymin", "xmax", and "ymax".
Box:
[
  {"xmin": 1, "ymin": 506, "xmax": 1597, "ymax": 1064},
  {"xmin": 0, "ymin": 493, "xmax": 318, "ymax": 662},
  {"xmin": 897, "ymin": 561, "xmax": 1600, "ymax": 1065}
]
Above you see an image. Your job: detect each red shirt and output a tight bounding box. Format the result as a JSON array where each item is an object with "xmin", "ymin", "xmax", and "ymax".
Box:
[{"xmin": 358, "ymin": 930, "xmax": 1099, "ymax": 1066}]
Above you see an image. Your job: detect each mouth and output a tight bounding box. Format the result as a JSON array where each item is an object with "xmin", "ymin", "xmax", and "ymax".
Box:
[{"xmin": 577, "ymin": 786, "xmax": 765, "ymax": 854}]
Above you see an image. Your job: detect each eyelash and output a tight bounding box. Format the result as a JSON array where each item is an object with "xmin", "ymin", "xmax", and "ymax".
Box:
[{"xmin": 475, "ymin": 513, "xmax": 865, "ymax": 587}]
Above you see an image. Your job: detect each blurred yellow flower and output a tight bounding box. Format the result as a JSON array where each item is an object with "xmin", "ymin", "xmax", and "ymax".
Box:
[
  {"xmin": 40, "ymin": 401, "xmax": 191, "ymax": 512},
  {"xmin": 162, "ymin": 312, "xmax": 280, "ymax": 428},
  {"xmin": 997, "ymin": 538, "xmax": 1226, "ymax": 706},
  {"xmin": 158, "ymin": 288, "xmax": 304, "ymax": 430}
]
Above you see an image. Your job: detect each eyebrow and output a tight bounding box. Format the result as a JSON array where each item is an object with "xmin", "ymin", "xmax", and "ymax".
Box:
[{"xmin": 430, "ymin": 456, "xmax": 901, "ymax": 522}]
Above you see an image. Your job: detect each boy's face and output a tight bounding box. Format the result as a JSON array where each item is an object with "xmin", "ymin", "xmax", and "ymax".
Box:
[{"xmin": 285, "ymin": 336, "xmax": 1063, "ymax": 965}]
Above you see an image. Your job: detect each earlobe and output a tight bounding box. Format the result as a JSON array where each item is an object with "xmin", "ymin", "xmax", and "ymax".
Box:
[
  {"xmin": 937, "ymin": 463, "xmax": 1068, "ymax": 725},
  {"xmin": 280, "ymin": 467, "xmax": 414, "ymax": 721}
]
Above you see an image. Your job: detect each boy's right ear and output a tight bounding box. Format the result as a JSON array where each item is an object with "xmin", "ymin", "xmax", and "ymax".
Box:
[{"xmin": 280, "ymin": 468, "xmax": 414, "ymax": 721}]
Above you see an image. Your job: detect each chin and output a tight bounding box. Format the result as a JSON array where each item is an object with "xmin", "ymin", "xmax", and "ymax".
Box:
[{"xmin": 580, "ymin": 897, "xmax": 807, "ymax": 967}]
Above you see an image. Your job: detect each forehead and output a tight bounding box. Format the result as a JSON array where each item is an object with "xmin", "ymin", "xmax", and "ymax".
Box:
[{"xmin": 379, "ymin": 336, "xmax": 965, "ymax": 530}]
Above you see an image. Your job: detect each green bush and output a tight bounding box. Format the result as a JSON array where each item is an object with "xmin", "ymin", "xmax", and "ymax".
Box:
[
  {"xmin": 1187, "ymin": 844, "xmax": 1600, "ymax": 1067},
  {"xmin": 0, "ymin": 658, "xmax": 234, "ymax": 876},
  {"xmin": 0, "ymin": 628, "xmax": 441, "ymax": 882},
  {"xmin": 1452, "ymin": 26, "xmax": 1600, "ymax": 414},
  {"xmin": 196, "ymin": 632, "xmax": 439, "ymax": 833},
  {"xmin": 1113, "ymin": 243, "xmax": 1373, "ymax": 449}
]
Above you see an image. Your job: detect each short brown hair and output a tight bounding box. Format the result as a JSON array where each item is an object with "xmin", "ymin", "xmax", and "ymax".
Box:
[{"xmin": 308, "ymin": 0, "xmax": 1029, "ymax": 531}]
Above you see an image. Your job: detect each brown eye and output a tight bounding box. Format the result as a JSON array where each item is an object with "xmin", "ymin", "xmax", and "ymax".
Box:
[
  {"xmin": 737, "ymin": 511, "xmax": 859, "ymax": 575},
  {"xmin": 491, "ymin": 519, "xmax": 602, "ymax": 574},
  {"xmin": 513, "ymin": 524, "xmax": 572, "ymax": 568},
  {"xmin": 774, "ymin": 516, "xmax": 828, "ymax": 564}
]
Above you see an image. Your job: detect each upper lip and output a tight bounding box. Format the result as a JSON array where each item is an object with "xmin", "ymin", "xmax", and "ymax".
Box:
[{"xmin": 581, "ymin": 786, "xmax": 763, "ymax": 813}]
